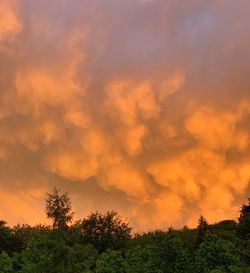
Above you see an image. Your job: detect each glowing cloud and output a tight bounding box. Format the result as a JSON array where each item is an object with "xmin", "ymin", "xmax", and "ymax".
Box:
[{"xmin": 0, "ymin": 0, "xmax": 249, "ymax": 230}]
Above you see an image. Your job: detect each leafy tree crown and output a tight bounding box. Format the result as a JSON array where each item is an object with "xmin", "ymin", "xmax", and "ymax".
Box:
[{"xmin": 45, "ymin": 187, "xmax": 74, "ymax": 229}]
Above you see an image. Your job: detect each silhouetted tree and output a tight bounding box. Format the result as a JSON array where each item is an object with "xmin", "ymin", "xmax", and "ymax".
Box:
[
  {"xmin": 45, "ymin": 188, "xmax": 74, "ymax": 229},
  {"xmin": 237, "ymin": 198, "xmax": 250, "ymax": 266},
  {"xmin": 0, "ymin": 220, "xmax": 13, "ymax": 254},
  {"xmin": 196, "ymin": 216, "xmax": 208, "ymax": 247},
  {"xmin": 238, "ymin": 198, "xmax": 250, "ymax": 238},
  {"xmin": 77, "ymin": 210, "xmax": 132, "ymax": 252}
]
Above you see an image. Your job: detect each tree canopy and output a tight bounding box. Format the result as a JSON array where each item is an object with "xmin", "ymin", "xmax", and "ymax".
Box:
[
  {"xmin": 0, "ymin": 190, "xmax": 249, "ymax": 273},
  {"xmin": 76, "ymin": 210, "xmax": 132, "ymax": 252},
  {"xmin": 45, "ymin": 187, "xmax": 74, "ymax": 229}
]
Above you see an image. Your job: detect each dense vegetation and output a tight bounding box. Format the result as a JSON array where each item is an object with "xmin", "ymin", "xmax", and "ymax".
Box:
[{"xmin": 0, "ymin": 188, "xmax": 249, "ymax": 273}]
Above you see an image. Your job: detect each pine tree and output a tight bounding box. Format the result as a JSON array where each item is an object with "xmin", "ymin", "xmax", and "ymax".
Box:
[{"xmin": 196, "ymin": 216, "xmax": 208, "ymax": 247}]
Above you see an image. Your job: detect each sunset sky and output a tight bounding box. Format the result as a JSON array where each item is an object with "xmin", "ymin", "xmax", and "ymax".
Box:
[{"xmin": 0, "ymin": 0, "xmax": 249, "ymax": 230}]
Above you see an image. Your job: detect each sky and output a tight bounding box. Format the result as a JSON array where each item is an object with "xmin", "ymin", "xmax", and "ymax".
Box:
[{"xmin": 0, "ymin": 0, "xmax": 250, "ymax": 230}]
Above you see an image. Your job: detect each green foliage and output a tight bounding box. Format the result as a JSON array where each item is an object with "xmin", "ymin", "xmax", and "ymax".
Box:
[
  {"xmin": 176, "ymin": 226, "xmax": 198, "ymax": 253},
  {"xmin": 196, "ymin": 232, "xmax": 239, "ymax": 273},
  {"xmin": 45, "ymin": 187, "xmax": 74, "ymax": 229},
  {"xmin": 209, "ymin": 269, "xmax": 225, "ymax": 273},
  {"xmin": 130, "ymin": 231, "xmax": 160, "ymax": 247},
  {"xmin": 77, "ymin": 210, "xmax": 132, "ymax": 252},
  {"xmin": 11, "ymin": 224, "xmax": 50, "ymax": 253},
  {"xmin": 148, "ymin": 232, "xmax": 190, "ymax": 273},
  {"xmin": 18, "ymin": 231, "xmax": 98, "ymax": 273},
  {"xmin": 209, "ymin": 220, "xmax": 237, "ymax": 242},
  {"xmin": 96, "ymin": 250, "xmax": 125, "ymax": 273},
  {"xmin": 71, "ymin": 243, "xmax": 98, "ymax": 273},
  {"xmin": 126, "ymin": 244, "xmax": 165, "ymax": 273},
  {"xmin": 0, "ymin": 251, "xmax": 13, "ymax": 273}
]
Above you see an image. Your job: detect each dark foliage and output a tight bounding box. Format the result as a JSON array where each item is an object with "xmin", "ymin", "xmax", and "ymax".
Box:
[
  {"xmin": 45, "ymin": 187, "xmax": 74, "ymax": 229},
  {"xmin": 0, "ymin": 220, "xmax": 13, "ymax": 254},
  {"xmin": 196, "ymin": 216, "xmax": 208, "ymax": 247},
  {"xmin": 237, "ymin": 198, "xmax": 250, "ymax": 266},
  {"xmin": 238, "ymin": 198, "xmax": 250, "ymax": 239},
  {"xmin": 76, "ymin": 210, "xmax": 131, "ymax": 252}
]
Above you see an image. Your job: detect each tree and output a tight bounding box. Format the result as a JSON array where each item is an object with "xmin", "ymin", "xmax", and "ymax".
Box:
[
  {"xmin": 149, "ymin": 232, "xmax": 191, "ymax": 273},
  {"xmin": 237, "ymin": 198, "xmax": 250, "ymax": 238},
  {"xmin": 176, "ymin": 226, "xmax": 198, "ymax": 253},
  {"xmin": 196, "ymin": 216, "xmax": 208, "ymax": 247},
  {"xmin": 96, "ymin": 250, "xmax": 125, "ymax": 273},
  {"xmin": 72, "ymin": 243, "xmax": 98, "ymax": 273},
  {"xmin": 45, "ymin": 188, "xmax": 74, "ymax": 229},
  {"xmin": 19, "ymin": 231, "xmax": 98, "ymax": 273},
  {"xmin": 0, "ymin": 252, "xmax": 13, "ymax": 273},
  {"xmin": 77, "ymin": 210, "xmax": 132, "ymax": 252},
  {"xmin": 0, "ymin": 220, "xmax": 13, "ymax": 254},
  {"xmin": 196, "ymin": 232, "xmax": 239, "ymax": 273},
  {"xmin": 237, "ymin": 198, "xmax": 250, "ymax": 266},
  {"xmin": 209, "ymin": 220, "xmax": 237, "ymax": 242},
  {"xmin": 125, "ymin": 245, "xmax": 156, "ymax": 273},
  {"xmin": 11, "ymin": 224, "xmax": 50, "ymax": 253}
]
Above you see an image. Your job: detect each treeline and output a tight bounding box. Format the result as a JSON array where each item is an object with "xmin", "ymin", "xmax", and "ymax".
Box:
[{"xmin": 0, "ymin": 188, "xmax": 249, "ymax": 273}]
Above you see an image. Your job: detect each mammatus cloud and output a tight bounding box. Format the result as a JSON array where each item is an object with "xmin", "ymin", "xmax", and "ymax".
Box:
[{"xmin": 0, "ymin": 0, "xmax": 249, "ymax": 230}]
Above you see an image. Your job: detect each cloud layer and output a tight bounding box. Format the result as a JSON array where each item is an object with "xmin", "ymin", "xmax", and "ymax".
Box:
[{"xmin": 0, "ymin": 0, "xmax": 250, "ymax": 230}]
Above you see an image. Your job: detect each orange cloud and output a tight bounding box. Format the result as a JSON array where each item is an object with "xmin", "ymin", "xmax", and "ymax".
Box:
[
  {"xmin": 185, "ymin": 106, "xmax": 249, "ymax": 151},
  {"xmin": 0, "ymin": 1, "xmax": 22, "ymax": 42},
  {"xmin": 0, "ymin": 0, "xmax": 249, "ymax": 230}
]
